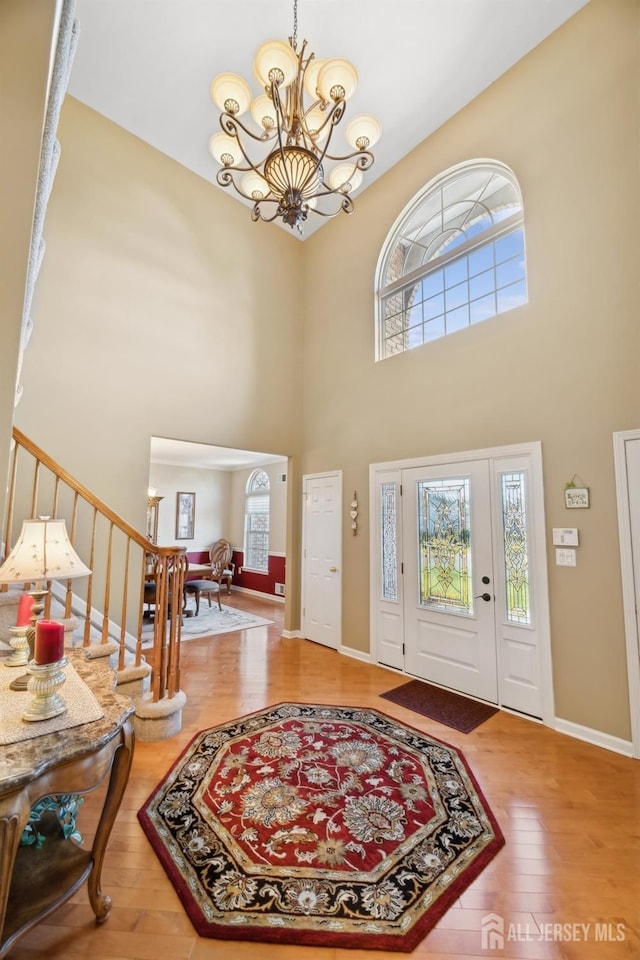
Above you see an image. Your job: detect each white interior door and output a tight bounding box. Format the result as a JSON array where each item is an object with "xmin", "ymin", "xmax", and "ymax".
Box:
[
  {"xmin": 402, "ymin": 460, "xmax": 498, "ymax": 702},
  {"xmin": 301, "ymin": 472, "xmax": 342, "ymax": 650}
]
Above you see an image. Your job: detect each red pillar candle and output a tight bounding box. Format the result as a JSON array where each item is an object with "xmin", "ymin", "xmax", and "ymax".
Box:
[
  {"xmin": 16, "ymin": 593, "xmax": 34, "ymax": 627},
  {"xmin": 34, "ymin": 620, "xmax": 64, "ymax": 664}
]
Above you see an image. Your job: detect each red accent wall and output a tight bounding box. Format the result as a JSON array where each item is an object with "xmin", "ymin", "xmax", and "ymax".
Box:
[
  {"xmin": 185, "ymin": 549, "xmax": 285, "ymax": 597},
  {"xmin": 232, "ymin": 551, "xmax": 285, "ymax": 597},
  {"xmin": 185, "ymin": 549, "xmax": 211, "ymax": 581}
]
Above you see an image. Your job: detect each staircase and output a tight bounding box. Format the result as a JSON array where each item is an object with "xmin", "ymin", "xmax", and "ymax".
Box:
[{"xmin": 1, "ymin": 428, "xmax": 187, "ymax": 741}]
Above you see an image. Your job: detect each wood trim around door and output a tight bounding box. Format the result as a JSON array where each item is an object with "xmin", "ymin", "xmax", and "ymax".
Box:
[{"xmin": 613, "ymin": 429, "xmax": 640, "ymax": 758}]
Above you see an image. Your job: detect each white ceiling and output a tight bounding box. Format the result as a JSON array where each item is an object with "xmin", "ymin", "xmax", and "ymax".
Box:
[
  {"xmin": 150, "ymin": 437, "xmax": 287, "ymax": 471},
  {"xmin": 68, "ymin": 0, "xmax": 589, "ymax": 240}
]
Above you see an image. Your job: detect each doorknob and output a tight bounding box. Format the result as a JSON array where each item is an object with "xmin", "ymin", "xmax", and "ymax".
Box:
[
  {"xmin": 329, "ymin": 566, "xmax": 337, "ymax": 572},
  {"xmin": 475, "ymin": 592, "xmax": 492, "ymax": 602},
  {"xmin": 481, "ymin": 576, "xmax": 491, "ymax": 585}
]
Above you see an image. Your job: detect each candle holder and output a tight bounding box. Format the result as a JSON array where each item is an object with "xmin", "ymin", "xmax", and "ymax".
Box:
[
  {"xmin": 22, "ymin": 656, "xmax": 69, "ymax": 722},
  {"xmin": 9, "ymin": 626, "xmax": 36, "ymax": 691},
  {"xmin": 4, "ymin": 624, "xmax": 31, "ymax": 667}
]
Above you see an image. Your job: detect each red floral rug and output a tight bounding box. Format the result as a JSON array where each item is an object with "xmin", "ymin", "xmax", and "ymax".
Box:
[{"xmin": 138, "ymin": 703, "xmax": 504, "ymax": 952}]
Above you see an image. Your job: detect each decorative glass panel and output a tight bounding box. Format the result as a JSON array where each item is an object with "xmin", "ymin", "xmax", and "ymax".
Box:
[
  {"xmin": 380, "ymin": 483, "xmax": 398, "ymax": 601},
  {"xmin": 501, "ymin": 472, "xmax": 531, "ymax": 625},
  {"xmin": 417, "ymin": 478, "xmax": 472, "ymax": 612}
]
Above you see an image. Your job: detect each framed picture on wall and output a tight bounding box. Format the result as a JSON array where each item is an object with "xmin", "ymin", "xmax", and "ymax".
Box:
[{"xmin": 176, "ymin": 491, "xmax": 195, "ymax": 539}]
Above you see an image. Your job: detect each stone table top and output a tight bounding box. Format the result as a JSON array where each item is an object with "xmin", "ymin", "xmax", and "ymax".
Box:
[{"xmin": 0, "ymin": 650, "xmax": 134, "ymax": 794}]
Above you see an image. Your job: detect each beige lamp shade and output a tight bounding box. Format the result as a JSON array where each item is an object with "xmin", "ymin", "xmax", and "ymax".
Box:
[
  {"xmin": 317, "ymin": 58, "xmax": 358, "ymax": 102},
  {"xmin": 210, "ymin": 73, "xmax": 252, "ymax": 116},
  {"xmin": 241, "ymin": 171, "xmax": 270, "ymax": 199},
  {"xmin": 328, "ymin": 162, "xmax": 363, "ymax": 193},
  {"xmin": 250, "ymin": 94, "xmax": 278, "ymax": 132},
  {"xmin": 303, "ymin": 57, "xmax": 326, "ymax": 100},
  {"xmin": 0, "ymin": 519, "xmax": 91, "ymax": 583},
  {"xmin": 209, "ymin": 132, "xmax": 243, "ymax": 167},
  {"xmin": 345, "ymin": 114, "xmax": 382, "ymax": 150},
  {"xmin": 304, "ymin": 108, "xmax": 330, "ymax": 143},
  {"xmin": 253, "ymin": 40, "xmax": 298, "ymax": 89}
]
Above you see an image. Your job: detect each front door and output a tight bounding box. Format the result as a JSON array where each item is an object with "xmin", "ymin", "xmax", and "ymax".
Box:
[
  {"xmin": 371, "ymin": 443, "xmax": 552, "ymax": 720},
  {"xmin": 402, "ymin": 460, "xmax": 498, "ymax": 702},
  {"xmin": 301, "ymin": 472, "xmax": 342, "ymax": 650}
]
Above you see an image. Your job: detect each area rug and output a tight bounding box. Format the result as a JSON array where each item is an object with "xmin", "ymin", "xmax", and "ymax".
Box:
[
  {"xmin": 138, "ymin": 702, "xmax": 504, "ymax": 951},
  {"xmin": 141, "ymin": 603, "xmax": 272, "ymax": 645},
  {"xmin": 380, "ymin": 679, "xmax": 498, "ymax": 733}
]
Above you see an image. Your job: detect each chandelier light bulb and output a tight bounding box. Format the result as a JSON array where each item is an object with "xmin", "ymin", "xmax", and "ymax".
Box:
[
  {"xmin": 317, "ymin": 58, "xmax": 358, "ymax": 103},
  {"xmin": 210, "ymin": 73, "xmax": 252, "ymax": 116},
  {"xmin": 345, "ymin": 114, "xmax": 382, "ymax": 151},
  {"xmin": 242, "ymin": 172, "xmax": 270, "ymax": 200},
  {"xmin": 304, "ymin": 108, "xmax": 330, "ymax": 143},
  {"xmin": 253, "ymin": 40, "xmax": 298, "ymax": 89},
  {"xmin": 209, "ymin": 132, "xmax": 243, "ymax": 167},
  {"xmin": 303, "ymin": 57, "xmax": 326, "ymax": 100},
  {"xmin": 250, "ymin": 94, "xmax": 278, "ymax": 133},
  {"xmin": 328, "ymin": 163, "xmax": 363, "ymax": 193}
]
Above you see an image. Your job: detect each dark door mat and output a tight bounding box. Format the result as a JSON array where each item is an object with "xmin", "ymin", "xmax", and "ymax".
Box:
[{"xmin": 379, "ymin": 679, "xmax": 498, "ymax": 733}]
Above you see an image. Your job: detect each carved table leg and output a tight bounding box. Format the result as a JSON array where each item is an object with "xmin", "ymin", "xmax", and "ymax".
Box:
[{"xmin": 86, "ymin": 721, "xmax": 134, "ymax": 923}]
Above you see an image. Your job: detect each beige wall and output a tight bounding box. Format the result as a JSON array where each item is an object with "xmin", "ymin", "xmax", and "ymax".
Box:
[
  {"xmin": 0, "ymin": 0, "xmax": 60, "ymax": 542},
  {"xmin": 147, "ymin": 459, "xmax": 288, "ymax": 559},
  {"xmin": 7, "ymin": 0, "xmax": 639, "ymax": 741},
  {"xmin": 14, "ymin": 96, "xmax": 304, "ymax": 626},
  {"xmin": 300, "ymin": 0, "xmax": 640, "ymax": 740},
  {"xmin": 148, "ymin": 463, "xmax": 231, "ymax": 550}
]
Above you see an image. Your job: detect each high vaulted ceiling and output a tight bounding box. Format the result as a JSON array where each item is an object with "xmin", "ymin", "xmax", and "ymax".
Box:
[{"xmin": 68, "ymin": 0, "xmax": 589, "ymax": 239}]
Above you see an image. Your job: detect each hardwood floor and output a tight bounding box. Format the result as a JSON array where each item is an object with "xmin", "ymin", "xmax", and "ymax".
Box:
[{"xmin": 9, "ymin": 592, "xmax": 640, "ymax": 959}]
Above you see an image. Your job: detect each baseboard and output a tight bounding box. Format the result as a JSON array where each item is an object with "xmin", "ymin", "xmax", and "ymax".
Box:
[
  {"xmin": 339, "ymin": 644, "xmax": 372, "ymax": 664},
  {"xmin": 554, "ymin": 717, "xmax": 634, "ymax": 757},
  {"xmin": 232, "ymin": 586, "xmax": 285, "ymax": 603},
  {"xmin": 281, "ymin": 629, "xmax": 303, "ymax": 639}
]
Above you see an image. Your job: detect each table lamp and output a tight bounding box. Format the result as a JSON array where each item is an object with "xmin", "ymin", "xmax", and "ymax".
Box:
[{"xmin": 0, "ymin": 517, "xmax": 91, "ymax": 691}]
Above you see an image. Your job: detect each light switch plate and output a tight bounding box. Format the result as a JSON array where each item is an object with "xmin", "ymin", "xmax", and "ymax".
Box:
[
  {"xmin": 556, "ymin": 548, "xmax": 576, "ymax": 566},
  {"xmin": 552, "ymin": 528, "xmax": 579, "ymax": 546}
]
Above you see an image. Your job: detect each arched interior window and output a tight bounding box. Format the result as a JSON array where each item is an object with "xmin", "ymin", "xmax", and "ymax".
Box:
[
  {"xmin": 244, "ymin": 469, "xmax": 270, "ymax": 572},
  {"xmin": 376, "ymin": 160, "xmax": 527, "ymax": 360}
]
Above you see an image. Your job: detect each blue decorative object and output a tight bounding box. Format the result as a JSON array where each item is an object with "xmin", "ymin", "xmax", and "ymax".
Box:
[{"xmin": 20, "ymin": 794, "xmax": 84, "ymax": 849}]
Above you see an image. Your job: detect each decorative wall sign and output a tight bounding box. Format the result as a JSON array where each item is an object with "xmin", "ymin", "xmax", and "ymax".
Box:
[{"xmin": 565, "ymin": 486, "xmax": 589, "ymax": 509}]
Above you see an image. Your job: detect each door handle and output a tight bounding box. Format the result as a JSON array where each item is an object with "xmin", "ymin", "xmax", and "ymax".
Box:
[
  {"xmin": 475, "ymin": 592, "xmax": 492, "ymax": 602},
  {"xmin": 329, "ymin": 566, "xmax": 337, "ymax": 572}
]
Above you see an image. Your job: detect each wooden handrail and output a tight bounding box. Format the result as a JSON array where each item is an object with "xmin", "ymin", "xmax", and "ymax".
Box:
[
  {"xmin": 11, "ymin": 427, "xmax": 151, "ymax": 551},
  {"xmin": 4, "ymin": 428, "xmax": 185, "ymax": 705}
]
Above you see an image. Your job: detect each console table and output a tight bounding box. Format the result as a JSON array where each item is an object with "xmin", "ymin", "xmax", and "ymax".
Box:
[{"xmin": 0, "ymin": 651, "xmax": 135, "ymax": 958}]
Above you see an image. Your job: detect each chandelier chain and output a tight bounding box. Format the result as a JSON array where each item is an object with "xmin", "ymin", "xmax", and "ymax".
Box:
[{"xmin": 292, "ymin": 0, "xmax": 298, "ymax": 50}]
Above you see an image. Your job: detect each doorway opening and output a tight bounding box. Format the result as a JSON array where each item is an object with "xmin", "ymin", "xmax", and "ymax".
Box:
[{"xmin": 147, "ymin": 436, "xmax": 288, "ymax": 603}]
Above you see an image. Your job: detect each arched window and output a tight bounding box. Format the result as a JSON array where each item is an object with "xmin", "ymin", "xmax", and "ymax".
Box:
[
  {"xmin": 375, "ymin": 160, "xmax": 527, "ymax": 360},
  {"xmin": 244, "ymin": 469, "xmax": 270, "ymax": 572}
]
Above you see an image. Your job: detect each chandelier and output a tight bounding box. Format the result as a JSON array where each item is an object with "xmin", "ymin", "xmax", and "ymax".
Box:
[{"xmin": 208, "ymin": 0, "xmax": 381, "ymax": 233}]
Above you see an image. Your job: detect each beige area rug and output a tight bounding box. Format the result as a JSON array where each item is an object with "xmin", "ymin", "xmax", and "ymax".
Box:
[{"xmin": 142, "ymin": 602, "xmax": 273, "ymax": 644}]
